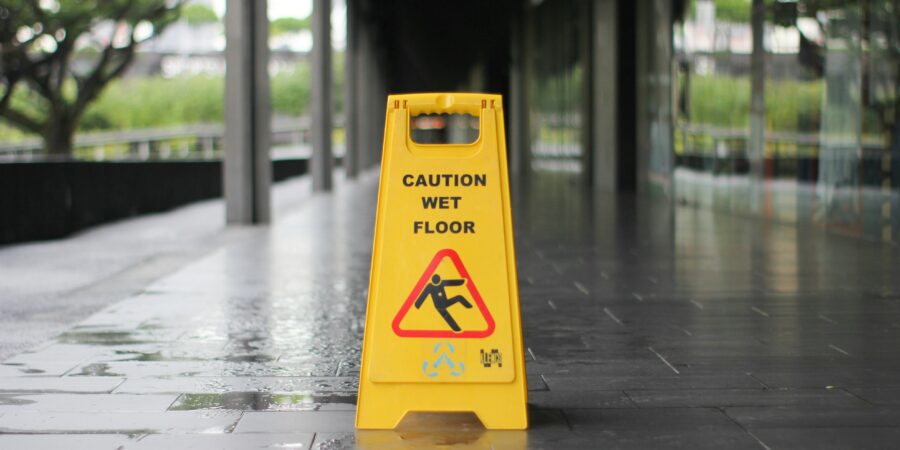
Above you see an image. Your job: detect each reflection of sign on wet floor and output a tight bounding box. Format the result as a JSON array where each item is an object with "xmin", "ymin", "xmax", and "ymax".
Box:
[
  {"xmin": 392, "ymin": 249, "xmax": 495, "ymax": 338},
  {"xmin": 422, "ymin": 342, "xmax": 465, "ymax": 377}
]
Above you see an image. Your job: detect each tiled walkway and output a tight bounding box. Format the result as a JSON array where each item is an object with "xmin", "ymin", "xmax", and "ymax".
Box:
[{"xmin": 1, "ymin": 170, "xmax": 900, "ymax": 449}]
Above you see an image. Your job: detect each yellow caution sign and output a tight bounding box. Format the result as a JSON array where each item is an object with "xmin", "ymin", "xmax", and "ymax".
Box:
[{"xmin": 357, "ymin": 93, "xmax": 527, "ymax": 430}]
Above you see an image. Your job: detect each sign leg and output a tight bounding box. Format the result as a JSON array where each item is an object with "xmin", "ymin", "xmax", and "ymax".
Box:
[{"xmin": 356, "ymin": 390, "xmax": 408, "ymax": 429}]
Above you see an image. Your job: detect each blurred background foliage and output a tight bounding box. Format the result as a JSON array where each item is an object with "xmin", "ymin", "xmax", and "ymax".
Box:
[
  {"xmin": 0, "ymin": 52, "xmax": 345, "ymax": 140},
  {"xmin": 688, "ymin": 75, "xmax": 823, "ymax": 132}
]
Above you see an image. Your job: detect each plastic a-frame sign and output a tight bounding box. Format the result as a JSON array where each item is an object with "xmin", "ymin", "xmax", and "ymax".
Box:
[{"xmin": 357, "ymin": 93, "xmax": 527, "ymax": 430}]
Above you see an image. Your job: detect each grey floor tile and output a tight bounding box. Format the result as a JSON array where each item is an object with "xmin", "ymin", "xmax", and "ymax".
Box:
[
  {"xmin": 527, "ymin": 374, "xmax": 548, "ymax": 391},
  {"xmin": 0, "ymin": 434, "xmax": 132, "ymax": 450},
  {"xmin": 0, "ymin": 376, "xmax": 124, "ymax": 393},
  {"xmin": 537, "ymin": 428, "xmax": 764, "ymax": 450},
  {"xmin": 66, "ymin": 360, "xmax": 340, "ymax": 378},
  {"xmin": 752, "ymin": 427, "xmax": 900, "ymax": 450},
  {"xmin": 725, "ymin": 406, "xmax": 900, "ymax": 429},
  {"xmin": 528, "ymin": 390, "xmax": 635, "ymax": 409},
  {"xmin": 114, "ymin": 376, "xmax": 357, "ymax": 394},
  {"xmin": 311, "ymin": 432, "xmax": 355, "ymax": 450},
  {"xmin": 626, "ymin": 388, "xmax": 869, "ymax": 408},
  {"xmin": 0, "ymin": 410, "xmax": 240, "ymax": 433},
  {"xmin": 0, "ymin": 361, "xmax": 81, "ymax": 377},
  {"xmin": 127, "ymin": 433, "xmax": 315, "ymax": 449},
  {"xmin": 3, "ymin": 343, "xmax": 110, "ymax": 365},
  {"xmin": 845, "ymin": 388, "xmax": 900, "ymax": 405},
  {"xmin": 542, "ymin": 373, "xmax": 763, "ymax": 391},
  {"xmin": 564, "ymin": 407, "xmax": 740, "ymax": 431},
  {"xmin": 751, "ymin": 371, "xmax": 900, "ymax": 389},
  {"xmin": 168, "ymin": 392, "xmax": 356, "ymax": 412},
  {"xmin": 0, "ymin": 393, "xmax": 177, "ymax": 412}
]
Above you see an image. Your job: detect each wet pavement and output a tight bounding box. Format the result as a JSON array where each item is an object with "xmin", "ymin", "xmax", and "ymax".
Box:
[{"xmin": 2, "ymin": 170, "xmax": 900, "ymax": 448}]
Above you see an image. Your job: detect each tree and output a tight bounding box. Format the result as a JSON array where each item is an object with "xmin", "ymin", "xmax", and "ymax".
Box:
[
  {"xmin": 182, "ymin": 3, "xmax": 218, "ymax": 25},
  {"xmin": 0, "ymin": 1, "xmax": 184, "ymax": 157},
  {"xmin": 270, "ymin": 17, "xmax": 310, "ymax": 37}
]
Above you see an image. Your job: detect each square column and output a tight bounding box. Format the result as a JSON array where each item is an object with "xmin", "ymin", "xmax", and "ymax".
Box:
[
  {"xmin": 311, "ymin": 0, "xmax": 333, "ymax": 191},
  {"xmin": 591, "ymin": 0, "xmax": 618, "ymax": 192},
  {"xmin": 343, "ymin": 0, "xmax": 359, "ymax": 178},
  {"xmin": 224, "ymin": 0, "xmax": 271, "ymax": 223}
]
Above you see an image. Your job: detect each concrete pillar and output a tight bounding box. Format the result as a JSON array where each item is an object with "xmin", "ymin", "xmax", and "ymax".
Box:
[
  {"xmin": 580, "ymin": 1, "xmax": 593, "ymax": 188},
  {"xmin": 634, "ymin": 0, "xmax": 674, "ymax": 196},
  {"xmin": 343, "ymin": 0, "xmax": 359, "ymax": 178},
  {"xmin": 311, "ymin": 0, "xmax": 333, "ymax": 191},
  {"xmin": 520, "ymin": 4, "xmax": 536, "ymax": 178},
  {"xmin": 634, "ymin": 1, "xmax": 650, "ymax": 194},
  {"xmin": 656, "ymin": 0, "xmax": 675, "ymax": 196},
  {"xmin": 357, "ymin": 14, "xmax": 384, "ymax": 170},
  {"xmin": 592, "ymin": 0, "xmax": 618, "ymax": 192},
  {"xmin": 224, "ymin": 0, "xmax": 271, "ymax": 224},
  {"xmin": 749, "ymin": 0, "xmax": 766, "ymax": 178},
  {"xmin": 366, "ymin": 31, "xmax": 386, "ymax": 168},
  {"xmin": 354, "ymin": 9, "xmax": 372, "ymax": 170},
  {"xmin": 504, "ymin": 10, "xmax": 528, "ymax": 180}
]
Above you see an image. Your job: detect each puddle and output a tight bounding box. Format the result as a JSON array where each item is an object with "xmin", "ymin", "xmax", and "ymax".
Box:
[
  {"xmin": 59, "ymin": 330, "xmax": 150, "ymax": 346},
  {"xmin": 224, "ymin": 354, "xmax": 277, "ymax": 363},
  {"xmin": 1, "ymin": 364, "xmax": 46, "ymax": 375},
  {"xmin": 314, "ymin": 434, "xmax": 355, "ymax": 450},
  {"xmin": 0, "ymin": 395, "xmax": 36, "ymax": 406},
  {"xmin": 71, "ymin": 363, "xmax": 123, "ymax": 377},
  {"xmin": 119, "ymin": 351, "xmax": 166, "ymax": 362},
  {"xmin": 169, "ymin": 392, "xmax": 357, "ymax": 411}
]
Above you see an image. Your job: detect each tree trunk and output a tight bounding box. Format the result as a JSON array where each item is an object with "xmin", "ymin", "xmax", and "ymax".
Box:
[{"xmin": 43, "ymin": 118, "xmax": 74, "ymax": 159}]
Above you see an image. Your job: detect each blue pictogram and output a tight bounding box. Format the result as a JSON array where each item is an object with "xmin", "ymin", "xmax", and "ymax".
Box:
[{"xmin": 422, "ymin": 342, "xmax": 465, "ymax": 377}]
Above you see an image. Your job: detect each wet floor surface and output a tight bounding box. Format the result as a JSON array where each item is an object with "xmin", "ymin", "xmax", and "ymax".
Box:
[{"xmin": 2, "ymin": 170, "xmax": 900, "ymax": 449}]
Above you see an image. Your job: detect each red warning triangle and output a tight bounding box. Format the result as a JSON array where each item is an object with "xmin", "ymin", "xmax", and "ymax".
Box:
[{"xmin": 392, "ymin": 249, "xmax": 495, "ymax": 338}]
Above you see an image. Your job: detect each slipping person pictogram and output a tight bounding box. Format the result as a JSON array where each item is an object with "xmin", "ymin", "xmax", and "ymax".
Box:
[
  {"xmin": 414, "ymin": 274, "xmax": 473, "ymax": 332},
  {"xmin": 391, "ymin": 249, "xmax": 495, "ymax": 339}
]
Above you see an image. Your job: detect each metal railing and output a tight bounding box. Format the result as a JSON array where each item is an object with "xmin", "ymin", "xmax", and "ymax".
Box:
[
  {"xmin": 676, "ymin": 124, "xmax": 885, "ymax": 159},
  {"xmin": 0, "ymin": 115, "xmax": 344, "ymax": 162}
]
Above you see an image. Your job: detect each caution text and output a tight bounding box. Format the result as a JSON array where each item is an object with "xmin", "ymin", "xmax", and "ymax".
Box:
[{"xmin": 422, "ymin": 196, "xmax": 463, "ymax": 209}]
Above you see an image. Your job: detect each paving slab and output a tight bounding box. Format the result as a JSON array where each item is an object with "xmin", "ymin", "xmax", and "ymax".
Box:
[
  {"xmin": 0, "ymin": 361, "xmax": 80, "ymax": 377},
  {"xmin": 625, "ymin": 388, "xmax": 869, "ymax": 408},
  {"xmin": 127, "ymin": 433, "xmax": 315, "ymax": 449},
  {"xmin": 725, "ymin": 406, "xmax": 900, "ymax": 429},
  {"xmin": 542, "ymin": 373, "xmax": 765, "ymax": 391},
  {"xmin": 113, "ymin": 376, "xmax": 357, "ymax": 394},
  {"xmin": 0, "ymin": 434, "xmax": 133, "ymax": 450},
  {"xmin": 0, "ymin": 410, "xmax": 241, "ymax": 434},
  {"xmin": 0, "ymin": 376, "xmax": 124, "ymax": 393},
  {"xmin": 168, "ymin": 392, "xmax": 356, "ymax": 412},
  {"xmin": 564, "ymin": 407, "xmax": 740, "ymax": 431},
  {"xmin": 845, "ymin": 387, "xmax": 900, "ymax": 406},
  {"xmin": 0, "ymin": 393, "xmax": 177, "ymax": 412},
  {"xmin": 528, "ymin": 389, "xmax": 635, "ymax": 409},
  {"xmin": 751, "ymin": 428, "xmax": 900, "ymax": 450}
]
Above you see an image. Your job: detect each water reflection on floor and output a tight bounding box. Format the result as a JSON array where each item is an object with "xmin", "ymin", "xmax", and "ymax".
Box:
[{"xmin": 1, "ymin": 170, "xmax": 899, "ymax": 449}]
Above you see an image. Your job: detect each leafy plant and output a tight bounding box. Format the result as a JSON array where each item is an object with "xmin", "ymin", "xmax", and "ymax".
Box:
[{"xmin": 0, "ymin": 0, "xmax": 184, "ymax": 156}]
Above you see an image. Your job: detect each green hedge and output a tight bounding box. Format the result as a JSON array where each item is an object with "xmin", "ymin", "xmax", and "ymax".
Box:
[
  {"xmin": 81, "ymin": 69, "xmax": 318, "ymax": 131},
  {"xmin": 1, "ymin": 55, "xmax": 347, "ymax": 141},
  {"xmin": 688, "ymin": 75, "xmax": 823, "ymax": 132},
  {"xmin": 80, "ymin": 76, "xmax": 225, "ymax": 131}
]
